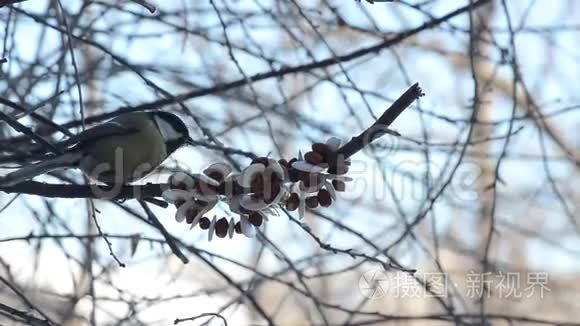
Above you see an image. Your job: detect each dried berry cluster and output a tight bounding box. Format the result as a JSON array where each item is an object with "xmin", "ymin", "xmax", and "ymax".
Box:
[
  {"xmin": 162, "ymin": 137, "xmax": 352, "ymax": 241},
  {"xmin": 281, "ymin": 141, "xmax": 350, "ymax": 212},
  {"xmin": 194, "ymin": 211, "xmax": 264, "ymax": 239}
]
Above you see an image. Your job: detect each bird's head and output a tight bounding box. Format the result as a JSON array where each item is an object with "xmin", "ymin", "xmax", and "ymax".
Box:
[{"xmin": 150, "ymin": 111, "xmax": 193, "ymax": 153}]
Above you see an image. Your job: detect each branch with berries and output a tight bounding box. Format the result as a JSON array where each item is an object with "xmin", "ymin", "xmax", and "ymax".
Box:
[
  {"xmin": 0, "ymin": 83, "xmax": 424, "ymax": 241},
  {"xmin": 155, "ymin": 83, "xmax": 424, "ymax": 240}
]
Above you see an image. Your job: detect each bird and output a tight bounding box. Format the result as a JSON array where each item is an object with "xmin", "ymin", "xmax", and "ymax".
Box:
[{"xmin": 0, "ymin": 111, "xmax": 193, "ymax": 186}]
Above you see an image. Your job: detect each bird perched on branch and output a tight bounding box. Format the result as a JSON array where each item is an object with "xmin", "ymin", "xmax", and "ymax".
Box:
[{"xmin": 0, "ymin": 111, "xmax": 193, "ymax": 186}]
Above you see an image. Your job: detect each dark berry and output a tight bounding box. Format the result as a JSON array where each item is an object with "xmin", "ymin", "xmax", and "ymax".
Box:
[
  {"xmin": 248, "ymin": 212, "xmax": 263, "ymax": 227},
  {"xmin": 305, "ymin": 196, "xmax": 319, "ymax": 208},
  {"xmin": 199, "ymin": 217, "xmax": 211, "ymax": 229},
  {"xmin": 286, "ymin": 193, "xmax": 300, "ymax": 211},
  {"xmin": 304, "ymin": 151, "xmax": 324, "ymax": 165},
  {"xmin": 234, "ymin": 222, "xmax": 242, "ymax": 234},
  {"xmin": 312, "ymin": 143, "xmax": 332, "ymax": 156},
  {"xmin": 185, "ymin": 208, "xmax": 199, "ymax": 224},
  {"xmin": 318, "ymin": 189, "xmax": 332, "ymax": 207},
  {"xmin": 215, "ymin": 218, "xmax": 229, "ymax": 238}
]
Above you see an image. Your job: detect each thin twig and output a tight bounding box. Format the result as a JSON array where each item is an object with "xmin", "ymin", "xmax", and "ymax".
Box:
[
  {"xmin": 138, "ymin": 200, "xmax": 189, "ymax": 264},
  {"xmin": 0, "ymin": 111, "xmax": 62, "ymax": 154},
  {"xmin": 89, "ymin": 202, "xmax": 126, "ymax": 268},
  {"xmin": 129, "ymin": 0, "xmax": 156, "ymax": 13},
  {"xmin": 337, "ymin": 83, "xmax": 424, "ymax": 159},
  {"xmin": 174, "ymin": 313, "xmax": 227, "ymax": 325},
  {"xmin": 0, "ymin": 302, "xmax": 53, "ymax": 326},
  {"xmin": 0, "ymin": 276, "xmax": 56, "ymax": 325},
  {"xmin": 0, "ymin": 95, "xmax": 73, "ymax": 136}
]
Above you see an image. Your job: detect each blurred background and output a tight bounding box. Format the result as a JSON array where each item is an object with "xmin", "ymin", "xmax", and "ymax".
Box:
[{"xmin": 0, "ymin": 0, "xmax": 579, "ymax": 325}]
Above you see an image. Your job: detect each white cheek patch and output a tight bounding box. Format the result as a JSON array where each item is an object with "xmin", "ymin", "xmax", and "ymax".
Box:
[{"xmin": 155, "ymin": 116, "xmax": 181, "ymax": 141}]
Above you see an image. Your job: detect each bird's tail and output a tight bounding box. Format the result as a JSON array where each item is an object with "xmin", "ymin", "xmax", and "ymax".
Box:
[{"xmin": 0, "ymin": 152, "xmax": 82, "ymax": 186}]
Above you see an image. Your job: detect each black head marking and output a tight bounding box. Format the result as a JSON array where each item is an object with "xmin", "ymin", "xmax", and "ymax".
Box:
[{"xmin": 150, "ymin": 111, "xmax": 191, "ymax": 153}]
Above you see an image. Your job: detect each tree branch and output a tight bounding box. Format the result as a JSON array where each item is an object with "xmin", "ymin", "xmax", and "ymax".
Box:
[
  {"xmin": 0, "ymin": 83, "xmax": 424, "ymax": 201},
  {"xmin": 0, "ymin": 181, "xmax": 167, "ymax": 199},
  {"xmin": 337, "ymin": 83, "xmax": 424, "ymax": 158}
]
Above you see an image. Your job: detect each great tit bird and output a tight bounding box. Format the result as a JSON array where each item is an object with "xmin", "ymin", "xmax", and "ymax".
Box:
[{"xmin": 0, "ymin": 111, "xmax": 192, "ymax": 186}]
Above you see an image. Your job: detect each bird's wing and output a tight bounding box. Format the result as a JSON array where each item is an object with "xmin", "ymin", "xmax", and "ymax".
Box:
[
  {"xmin": 0, "ymin": 151, "xmax": 83, "ymax": 186},
  {"xmin": 0, "ymin": 122, "xmax": 137, "ymax": 164},
  {"xmin": 57, "ymin": 121, "xmax": 139, "ymax": 149}
]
